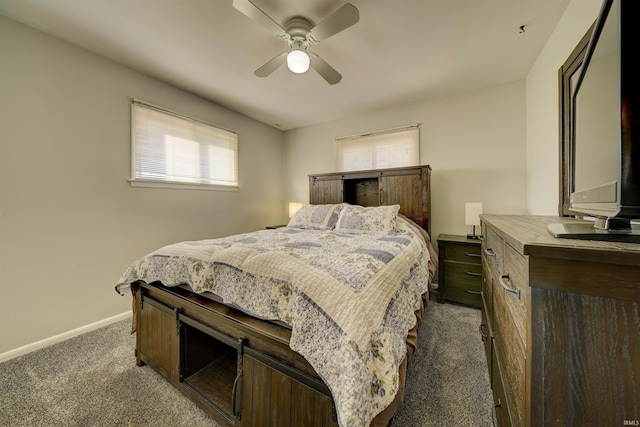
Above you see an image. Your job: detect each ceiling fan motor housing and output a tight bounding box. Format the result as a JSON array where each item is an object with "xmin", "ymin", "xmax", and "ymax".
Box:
[{"xmin": 285, "ymin": 17, "xmax": 313, "ymax": 39}]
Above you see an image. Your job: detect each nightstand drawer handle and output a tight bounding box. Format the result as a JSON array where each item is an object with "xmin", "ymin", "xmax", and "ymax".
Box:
[
  {"xmin": 465, "ymin": 289, "xmax": 481, "ymax": 295},
  {"xmin": 463, "ymin": 252, "xmax": 481, "ymax": 258},
  {"xmin": 463, "ymin": 270, "xmax": 481, "ymax": 277},
  {"xmin": 499, "ymin": 273, "xmax": 522, "ymax": 300},
  {"xmin": 484, "ymin": 248, "xmax": 496, "ymax": 258}
]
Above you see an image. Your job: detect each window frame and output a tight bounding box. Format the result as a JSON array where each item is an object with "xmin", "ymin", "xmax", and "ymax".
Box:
[{"xmin": 130, "ymin": 99, "xmax": 239, "ymax": 191}]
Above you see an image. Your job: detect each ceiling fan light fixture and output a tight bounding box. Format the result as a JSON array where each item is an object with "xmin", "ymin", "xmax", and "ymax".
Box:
[
  {"xmin": 234, "ymin": 0, "xmax": 359, "ymax": 83},
  {"xmin": 287, "ymin": 49, "xmax": 310, "ymax": 73}
]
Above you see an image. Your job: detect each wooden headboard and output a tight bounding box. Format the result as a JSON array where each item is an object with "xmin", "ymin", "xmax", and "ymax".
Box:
[{"xmin": 308, "ymin": 165, "xmax": 431, "ymax": 237}]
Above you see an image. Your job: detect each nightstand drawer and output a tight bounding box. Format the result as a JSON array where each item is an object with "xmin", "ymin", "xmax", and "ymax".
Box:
[
  {"xmin": 446, "ymin": 280, "xmax": 482, "ymax": 306},
  {"xmin": 444, "ymin": 262, "xmax": 482, "ymax": 286},
  {"xmin": 445, "ymin": 244, "xmax": 481, "ymax": 264},
  {"xmin": 445, "ymin": 262, "xmax": 481, "ymax": 307}
]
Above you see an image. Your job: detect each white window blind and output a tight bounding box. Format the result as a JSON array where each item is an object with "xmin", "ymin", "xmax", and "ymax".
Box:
[
  {"xmin": 131, "ymin": 100, "xmax": 238, "ymax": 190},
  {"xmin": 335, "ymin": 126, "xmax": 419, "ymax": 172}
]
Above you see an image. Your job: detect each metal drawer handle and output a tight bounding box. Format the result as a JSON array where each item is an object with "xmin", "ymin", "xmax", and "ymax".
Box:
[
  {"xmin": 499, "ymin": 273, "xmax": 522, "ymax": 300},
  {"xmin": 232, "ymin": 337, "xmax": 245, "ymax": 420},
  {"xmin": 465, "ymin": 289, "xmax": 481, "ymax": 295},
  {"xmin": 484, "ymin": 248, "xmax": 496, "ymax": 258},
  {"xmin": 479, "ymin": 323, "xmax": 488, "ymax": 341},
  {"xmin": 463, "ymin": 270, "xmax": 481, "ymax": 277},
  {"xmin": 464, "ymin": 251, "xmax": 481, "ymax": 258},
  {"xmin": 492, "ymin": 398, "xmax": 501, "ymax": 425},
  {"xmin": 231, "ymin": 369, "xmax": 243, "ymax": 419}
]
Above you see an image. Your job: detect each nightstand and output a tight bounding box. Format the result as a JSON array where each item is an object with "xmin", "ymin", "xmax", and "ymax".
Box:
[{"xmin": 436, "ymin": 234, "xmax": 482, "ymax": 307}]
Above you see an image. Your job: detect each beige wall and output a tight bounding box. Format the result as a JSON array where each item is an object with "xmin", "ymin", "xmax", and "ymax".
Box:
[
  {"xmin": 526, "ymin": 0, "xmax": 603, "ymax": 214},
  {"xmin": 0, "ymin": 16, "xmax": 284, "ymax": 355},
  {"xmin": 283, "ymin": 81, "xmax": 529, "ymax": 243}
]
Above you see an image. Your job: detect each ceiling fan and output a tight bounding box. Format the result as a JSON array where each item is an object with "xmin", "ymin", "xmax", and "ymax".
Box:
[{"xmin": 232, "ymin": 0, "xmax": 360, "ymax": 85}]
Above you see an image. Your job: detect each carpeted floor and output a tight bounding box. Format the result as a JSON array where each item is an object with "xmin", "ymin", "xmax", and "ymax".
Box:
[
  {"xmin": 391, "ymin": 302, "xmax": 493, "ymax": 426},
  {"xmin": 0, "ymin": 301, "xmax": 493, "ymax": 427}
]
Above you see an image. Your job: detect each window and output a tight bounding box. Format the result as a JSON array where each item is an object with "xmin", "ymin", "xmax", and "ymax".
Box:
[
  {"xmin": 131, "ymin": 100, "xmax": 238, "ymax": 190},
  {"xmin": 335, "ymin": 126, "xmax": 419, "ymax": 172}
]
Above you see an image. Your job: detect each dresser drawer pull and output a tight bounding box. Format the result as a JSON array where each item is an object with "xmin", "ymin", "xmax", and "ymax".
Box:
[
  {"xmin": 499, "ymin": 273, "xmax": 522, "ymax": 300},
  {"xmin": 463, "ymin": 270, "xmax": 481, "ymax": 277},
  {"xmin": 492, "ymin": 399, "xmax": 501, "ymax": 426},
  {"xmin": 463, "ymin": 252, "xmax": 481, "ymax": 258},
  {"xmin": 465, "ymin": 289, "xmax": 481, "ymax": 295},
  {"xmin": 484, "ymin": 248, "xmax": 496, "ymax": 258},
  {"xmin": 479, "ymin": 323, "xmax": 488, "ymax": 341}
]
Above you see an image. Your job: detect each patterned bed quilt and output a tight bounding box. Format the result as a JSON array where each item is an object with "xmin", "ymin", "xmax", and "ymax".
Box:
[{"xmin": 116, "ymin": 217, "xmax": 432, "ymax": 426}]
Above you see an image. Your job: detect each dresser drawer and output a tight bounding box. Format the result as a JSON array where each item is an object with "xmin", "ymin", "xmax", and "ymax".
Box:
[
  {"xmin": 491, "ymin": 340, "xmax": 513, "ymax": 427},
  {"xmin": 481, "ymin": 256, "xmax": 493, "ymax": 320},
  {"xmin": 480, "ymin": 299, "xmax": 493, "ymax": 383},
  {"xmin": 483, "ymin": 227, "xmax": 503, "ymax": 285},
  {"xmin": 499, "ymin": 243, "xmax": 528, "ymax": 344},
  {"xmin": 493, "ymin": 274, "xmax": 526, "ymax": 427}
]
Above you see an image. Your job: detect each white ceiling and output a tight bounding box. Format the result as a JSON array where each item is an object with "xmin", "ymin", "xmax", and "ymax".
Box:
[{"xmin": 0, "ymin": 0, "xmax": 570, "ymax": 130}]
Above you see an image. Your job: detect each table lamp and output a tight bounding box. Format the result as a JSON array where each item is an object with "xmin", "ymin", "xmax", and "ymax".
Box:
[
  {"xmin": 288, "ymin": 202, "xmax": 302, "ymax": 218},
  {"xmin": 465, "ymin": 202, "xmax": 483, "ymax": 239}
]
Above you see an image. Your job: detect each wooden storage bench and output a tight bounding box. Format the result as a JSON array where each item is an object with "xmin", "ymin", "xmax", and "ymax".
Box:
[{"xmin": 135, "ymin": 281, "xmax": 337, "ymax": 427}]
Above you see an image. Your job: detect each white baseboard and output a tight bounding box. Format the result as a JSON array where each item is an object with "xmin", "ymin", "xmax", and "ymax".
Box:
[{"xmin": 0, "ymin": 311, "xmax": 132, "ymax": 363}]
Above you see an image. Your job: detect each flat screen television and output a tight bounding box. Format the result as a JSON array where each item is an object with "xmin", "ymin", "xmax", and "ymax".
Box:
[{"xmin": 548, "ymin": 0, "xmax": 640, "ymax": 242}]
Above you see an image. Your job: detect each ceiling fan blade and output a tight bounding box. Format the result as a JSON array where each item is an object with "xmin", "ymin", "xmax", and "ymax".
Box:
[
  {"xmin": 233, "ymin": 0, "xmax": 289, "ymax": 40},
  {"xmin": 254, "ymin": 52, "xmax": 288, "ymax": 77},
  {"xmin": 309, "ymin": 54, "xmax": 342, "ymax": 85},
  {"xmin": 308, "ymin": 3, "xmax": 359, "ymax": 42}
]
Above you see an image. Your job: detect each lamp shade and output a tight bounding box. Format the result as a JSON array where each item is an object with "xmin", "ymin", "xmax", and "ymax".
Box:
[
  {"xmin": 465, "ymin": 202, "xmax": 483, "ymax": 226},
  {"xmin": 287, "ymin": 50, "xmax": 310, "ymax": 73},
  {"xmin": 289, "ymin": 202, "xmax": 302, "ymax": 218}
]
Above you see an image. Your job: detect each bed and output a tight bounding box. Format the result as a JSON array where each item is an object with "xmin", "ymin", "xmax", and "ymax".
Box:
[{"xmin": 115, "ymin": 165, "xmax": 435, "ymax": 427}]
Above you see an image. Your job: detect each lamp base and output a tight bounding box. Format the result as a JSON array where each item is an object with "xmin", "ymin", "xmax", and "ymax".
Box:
[{"xmin": 467, "ymin": 225, "xmax": 482, "ymax": 240}]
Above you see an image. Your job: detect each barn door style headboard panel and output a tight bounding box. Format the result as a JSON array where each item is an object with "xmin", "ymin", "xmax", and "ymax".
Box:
[{"xmin": 309, "ymin": 165, "xmax": 431, "ymax": 237}]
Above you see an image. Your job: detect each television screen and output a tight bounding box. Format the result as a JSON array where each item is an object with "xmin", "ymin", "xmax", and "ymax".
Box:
[{"xmin": 572, "ymin": 0, "xmax": 619, "ymax": 206}]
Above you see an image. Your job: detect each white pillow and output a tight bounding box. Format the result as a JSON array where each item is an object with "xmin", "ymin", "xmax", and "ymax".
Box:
[
  {"xmin": 334, "ymin": 204, "xmax": 400, "ymax": 233},
  {"xmin": 287, "ymin": 204, "xmax": 345, "ymax": 229}
]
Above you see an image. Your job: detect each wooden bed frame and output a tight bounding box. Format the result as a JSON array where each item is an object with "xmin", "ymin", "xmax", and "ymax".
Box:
[{"xmin": 132, "ymin": 165, "xmax": 432, "ymax": 426}]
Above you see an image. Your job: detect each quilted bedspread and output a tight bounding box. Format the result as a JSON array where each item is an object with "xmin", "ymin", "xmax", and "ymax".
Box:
[{"xmin": 116, "ymin": 217, "xmax": 431, "ymax": 426}]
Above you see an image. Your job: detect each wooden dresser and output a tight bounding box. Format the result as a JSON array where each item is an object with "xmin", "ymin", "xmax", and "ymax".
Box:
[{"xmin": 479, "ymin": 215, "xmax": 640, "ymax": 426}]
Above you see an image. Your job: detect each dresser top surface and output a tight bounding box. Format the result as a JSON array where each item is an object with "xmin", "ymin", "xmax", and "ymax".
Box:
[{"xmin": 481, "ymin": 215, "xmax": 640, "ymax": 263}]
